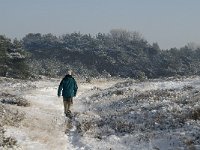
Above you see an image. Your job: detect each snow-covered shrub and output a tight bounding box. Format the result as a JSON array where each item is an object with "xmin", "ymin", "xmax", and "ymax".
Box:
[
  {"xmin": 0, "ymin": 92, "xmax": 30, "ymax": 107},
  {"xmin": 0, "ymin": 104, "xmax": 23, "ymax": 149}
]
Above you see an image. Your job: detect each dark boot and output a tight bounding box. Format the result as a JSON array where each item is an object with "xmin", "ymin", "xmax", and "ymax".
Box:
[{"xmin": 65, "ymin": 110, "xmax": 72, "ymax": 118}]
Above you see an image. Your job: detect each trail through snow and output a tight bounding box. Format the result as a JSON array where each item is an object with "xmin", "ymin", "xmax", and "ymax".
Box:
[{"xmin": 5, "ymin": 78, "xmax": 118, "ymax": 150}]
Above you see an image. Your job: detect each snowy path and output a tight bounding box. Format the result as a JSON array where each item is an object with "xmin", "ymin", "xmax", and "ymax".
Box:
[
  {"xmin": 5, "ymin": 80, "xmax": 74, "ymax": 149},
  {"xmin": 5, "ymin": 78, "xmax": 118, "ymax": 150}
]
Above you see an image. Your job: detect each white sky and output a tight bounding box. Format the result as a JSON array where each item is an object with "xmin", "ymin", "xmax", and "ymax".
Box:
[{"xmin": 0, "ymin": 0, "xmax": 200, "ymax": 49}]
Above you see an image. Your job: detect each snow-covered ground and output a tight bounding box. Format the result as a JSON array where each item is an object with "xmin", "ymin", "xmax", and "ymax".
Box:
[{"xmin": 1, "ymin": 76, "xmax": 200, "ymax": 150}]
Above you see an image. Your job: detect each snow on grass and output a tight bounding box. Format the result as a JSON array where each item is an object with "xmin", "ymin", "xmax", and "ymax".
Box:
[
  {"xmin": 1, "ymin": 76, "xmax": 200, "ymax": 149},
  {"xmin": 75, "ymin": 76, "xmax": 200, "ymax": 150}
]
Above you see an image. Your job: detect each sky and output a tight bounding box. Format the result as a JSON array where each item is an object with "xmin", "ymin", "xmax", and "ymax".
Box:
[{"xmin": 0, "ymin": 0, "xmax": 200, "ymax": 49}]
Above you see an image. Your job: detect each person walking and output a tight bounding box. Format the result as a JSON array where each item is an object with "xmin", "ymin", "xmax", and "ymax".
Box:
[{"xmin": 58, "ymin": 70, "xmax": 78, "ymax": 117}]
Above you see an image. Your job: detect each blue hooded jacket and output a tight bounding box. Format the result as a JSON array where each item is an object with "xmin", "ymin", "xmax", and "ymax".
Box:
[{"xmin": 57, "ymin": 75, "xmax": 78, "ymax": 98}]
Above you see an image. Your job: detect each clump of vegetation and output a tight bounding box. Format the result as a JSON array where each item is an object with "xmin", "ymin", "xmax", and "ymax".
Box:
[
  {"xmin": 0, "ymin": 91, "xmax": 28, "ymax": 149},
  {"xmin": 1, "ymin": 97, "xmax": 30, "ymax": 107},
  {"xmin": 0, "ymin": 92, "xmax": 30, "ymax": 107},
  {"xmin": 188, "ymin": 108, "xmax": 200, "ymax": 120},
  {"xmin": 0, "ymin": 104, "xmax": 25, "ymax": 127},
  {"xmin": 0, "ymin": 104, "xmax": 24, "ymax": 149},
  {"xmin": 0, "ymin": 128, "xmax": 17, "ymax": 149},
  {"xmin": 86, "ymin": 77, "xmax": 92, "ymax": 83},
  {"xmin": 0, "ymin": 133, "xmax": 18, "ymax": 149}
]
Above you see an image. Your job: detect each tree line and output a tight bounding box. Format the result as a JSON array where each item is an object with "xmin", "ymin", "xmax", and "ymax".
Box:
[{"xmin": 1, "ymin": 29, "xmax": 200, "ymax": 79}]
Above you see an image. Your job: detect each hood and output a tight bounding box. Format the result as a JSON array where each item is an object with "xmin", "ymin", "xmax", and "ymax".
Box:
[{"xmin": 64, "ymin": 74, "xmax": 73, "ymax": 78}]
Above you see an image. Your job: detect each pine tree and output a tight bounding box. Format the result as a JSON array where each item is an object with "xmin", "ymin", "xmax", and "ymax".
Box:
[{"xmin": 0, "ymin": 36, "xmax": 30, "ymax": 78}]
